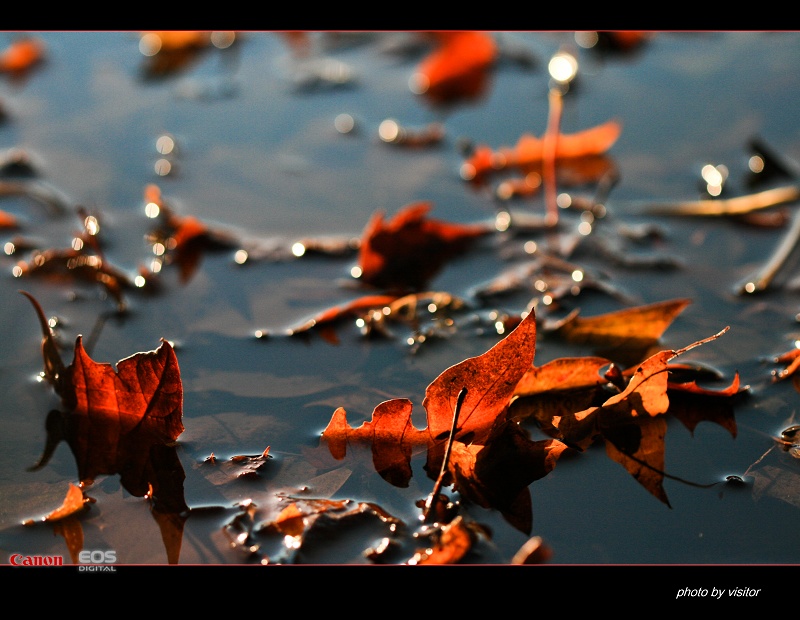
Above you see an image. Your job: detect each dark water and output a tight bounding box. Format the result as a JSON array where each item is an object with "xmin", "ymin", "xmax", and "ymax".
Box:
[{"xmin": 1, "ymin": 31, "xmax": 800, "ymax": 576}]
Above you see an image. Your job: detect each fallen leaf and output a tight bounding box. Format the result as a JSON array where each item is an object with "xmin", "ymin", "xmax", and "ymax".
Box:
[
  {"xmin": 321, "ymin": 309, "xmax": 568, "ymax": 533},
  {"xmin": 253, "ymin": 496, "xmax": 404, "ymax": 563},
  {"xmin": 64, "ymin": 336, "xmax": 184, "ymax": 448},
  {"xmin": 140, "ymin": 31, "xmax": 212, "ymax": 52},
  {"xmin": 41, "ymin": 483, "xmax": 87, "ymax": 522},
  {"xmin": 423, "ymin": 309, "xmax": 538, "ymax": 444},
  {"xmin": 410, "ymin": 515, "xmax": 475, "ymax": 564},
  {"xmin": 285, "ymin": 294, "xmax": 400, "ymax": 338},
  {"xmin": 412, "ymin": 32, "xmax": 497, "ymax": 104},
  {"xmin": 443, "ymin": 423, "xmax": 568, "ymax": 534},
  {"xmin": 551, "ymin": 328, "xmax": 731, "ymax": 504},
  {"xmin": 0, "ymin": 209, "xmax": 17, "ymax": 228},
  {"xmin": 543, "ymin": 298, "xmax": 691, "ymax": 366},
  {"xmin": 461, "ymin": 119, "xmax": 622, "ymax": 182},
  {"xmin": 23, "ymin": 291, "xmax": 187, "ymax": 520},
  {"xmin": 509, "ymin": 356, "xmax": 613, "ymax": 435},
  {"xmin": 0, "ymin": 36, "xmax": 45, "ymax": 73},
  {"xmin": 145, "ymin": 184, "xmax": 239, "ymax": 283},
  {"xmin": 138, "ymin": 32, "xmax": 213, "ymax": 78},
  {"xmin": 356, "ymin": 201, "xmax": 492, "ymax": 292},
  {"xmin": 322, "ymin": 400, "xmax": 428, "ymax": 487}
]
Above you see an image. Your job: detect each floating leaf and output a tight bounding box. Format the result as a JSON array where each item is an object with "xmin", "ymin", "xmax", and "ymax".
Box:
[
  {"xmin": 40, "ymin": 483, "xmax": 88, "ymax": 523},
  {"xmin": 409, "ymin": 515, "xmax": 475, "ymax": 564},
  {"xmin": 0, "ymin": 209, "xmax": 17, "ymax": 228},
  {"xmin": 552, "ymin": 328, "xmax": 731, "ymax": 504},
  {"xmin": 145, "ymin": 184, "xmax": 239, "ymax": 283},
  {"xmin": 356, "ymin": 202, "xmax": 491, "ymax": 292},
  {"xmin": 0, "ymin": 36, "xmax": 45, "ymax": 73},
  {"xmin": 461, "ymin": 119, "xmax": 622, "ymax": 182},
  {"xmin": 544, "ymin": 298, "xmax": 691, "ymax": 366},
  {"xmin": 412, "ymin": 32, "xmax": 497, "ymax": 105},
  {"xmin": 423, "ymin": 309, "xmax": 537, "ymax": 444}
]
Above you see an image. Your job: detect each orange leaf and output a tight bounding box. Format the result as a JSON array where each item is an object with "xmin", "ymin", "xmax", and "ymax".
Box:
[
  {"xmin": 413, "ymin": 32, "xmax": 497, "ymax": 103},
  {"xmin": 462, "ymin": 119, "xmax": 622, "ymax": 181},
  {"xmin": 412, "ymin": 515, "xmax": 474, "ymax": 564},
  {"xmin": 357, "ymin": 202, "xmax": 491, "ymax": 291},
  {"xmin": 42, "ymin": 483, "xmax": 87, "ymax": 522},
  {"xmin": 140, "ymin": 31, "xmax": 211, "ymax": 52},
  {"xmin": 514, "ymin": 356, "xmax": 612, "ymax": 398},
  {"xmin": 423, "ymin": 309, "xmax": 537, "ymax": 444},
  {"xmin": 0, "ymin": 209, "xmax": 18, "ymax": 228},
  {"xmin": 321, "ymin": 400, "xmax": 428, "ymax": 487},
  {"xmin": 545, "ymin": 298, "xmax": 691, "ymax": 366},
  {"xmin": 0, "ymin": 37, "xmax": 45, "ymax": 73},
  {"xmin": 287, "ymin": 294, "xmax": 399, "ymax": 336},
  {"xmin": 64, "ymin": 337, "xmax": 184, "ymax": 444}
]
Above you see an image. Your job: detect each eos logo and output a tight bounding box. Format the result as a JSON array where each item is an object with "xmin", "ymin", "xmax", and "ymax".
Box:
[{"xmin": 78, "ymin": 550, "xmax": 117, "ymax": 571}]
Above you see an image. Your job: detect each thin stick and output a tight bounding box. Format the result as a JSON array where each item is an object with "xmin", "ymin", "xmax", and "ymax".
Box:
[
  {"xmin": 423, "ymin": 386, "xmax": 467, "ymax": 523},
  {"xmin": 542, "ymin": 87, "xmax": 563, "ymax": 227},
  {"xmin": 645, "ymin": 184, "xmax": 800, "ymax": 216},
  {"xmin": 736, "ymin": 207, "xmax": 800, "ymax": 294}
]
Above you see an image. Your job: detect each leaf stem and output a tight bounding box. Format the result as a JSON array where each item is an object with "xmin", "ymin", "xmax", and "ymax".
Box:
[{"xmin": 423, "ymin": 386, "xmax": 467, "ymax": 523}]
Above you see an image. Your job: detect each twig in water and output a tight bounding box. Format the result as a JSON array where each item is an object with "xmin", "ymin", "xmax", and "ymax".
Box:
[
  {"xmin": 736, "ymin": 207, "xmax": 800, "ymax": 294},
  {"xmin": 645, "ymin": 184, "xmax": 800, "ymax": 216},
  {"xmin": 423, "ymin": 386, "xmax": 467, "ymax": 523}
]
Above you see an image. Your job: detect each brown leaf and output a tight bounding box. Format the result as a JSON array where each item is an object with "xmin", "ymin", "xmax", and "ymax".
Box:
[
  {"xmin": 544, "ymin": 298, "xmax": 691, "ymax": 366},
  {"xmin": 514, "ymin": 356, "xmax": 612, "ymax": 397},
  {"xmin": 64, "ymin": 336, "xmax": 184, "ymax": 446},
  {"xmin": 15, "ymin": 246, "xmax": 132, "ymax": 311},
  {"xmin": 356, "ymin": 202, "xmax": 491, "ymax": 292},
  {"xmin": 552, "ymin": 329, "xmax": 731, "ymax": 504},
  {"xmin": 42, "ymin": 483, "xmax": 87, "ymax": 522},
  {"xmin": 257, "ymin": 497, "xmax": 404, "ymax": 562},
  {"xmin": 509, "ymin": 356, "xmax": 613, "ymax": 435},
  {"xmin": 423, "ymin": 309, "xmax": 537, "ymax": 445},
  {"xmin": 445, "ymin": 423, "xmax": 568, "ymax": 534},
  {"xmin": 145, "ymin": 184, "xmax": 239, "ymax": 283},
  {"xmin": 411, "ymin": 515, "xmax": 475, "ymax": 564},
  {"xmin": 321, "ymin": 400, "xmax": 429, "ymax": 487}
]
